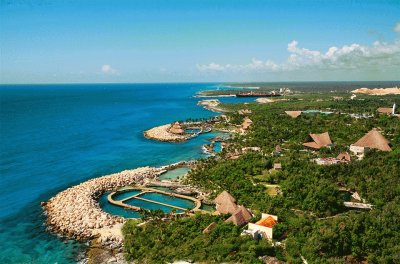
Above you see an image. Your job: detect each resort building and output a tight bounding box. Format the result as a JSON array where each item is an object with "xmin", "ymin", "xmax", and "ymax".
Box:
[
  {"xmin": 337, "ymin": 151, "xmax": 351, "ymax": 162},
  {"xmin": 285, "ymin": 111, "xmax": 302, "ymax": 118},
  {"xmin": 246, "ymin": 213, "xmax": 278, "ymax": 240},
  {"xmin": 314, "ymin": 157, "xmax": 340, "ymax": 165},
  {"xmin": 350, "ymin": 128, "xmax": 392, "ymax": 156},
  {"xmin": 214, "ymin": 191, "xmax": 238, "ymax": 214},
  {"xmin": 377, "ymin": 104, "xmax": 396, "ymax": 116},
  {"xmin": 214, "ymin": 191, "xmax": 253, "ymax": 226},
  {"xmin": 242, "ymin": 147, "xmax": 261, "ymax": 153},
  {"xmin": 225, "ymin": 206, "xmax": 253, "ymax": 226},
  {"xmin": 303, "ymin": 132, "xmax": 332, "ymax": 150},
  {"xmin": 169, "ymin": 122, "xmax": 185, "ymax": 134}
]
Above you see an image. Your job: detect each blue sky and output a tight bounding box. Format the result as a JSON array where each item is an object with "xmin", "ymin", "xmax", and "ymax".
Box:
[{"xmin": 0, "ymin": 0, "xmax": 399, "ymax": 83}]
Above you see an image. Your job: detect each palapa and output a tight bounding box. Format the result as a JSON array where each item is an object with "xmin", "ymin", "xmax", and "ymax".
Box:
[
  {"xmin": 214, "ymin": 191, "xmax": 238, "ymax": 214},
  {"xmin": 303, "ymin": 132, "xmax": 332, "ymax": 149},
  {"xmin": 352, "ymin": 128, "xmax": 391, "ymax": 152},
  {"xmin": 169, "ymin": 122, "xmax": 185, "ymax": 134},
  {"xmin": 225, "ymin": 206, "xmax": 252, "ymax": 226},
  {"xmin": 337, "ymin": 151, "xmax": 351, "ymax": 161},
  {"xmin": 377, "ymin": 107, "xmax": 393, "ymax": 115},
  {"xmin": 285, "ymin": 111, "xmax": 302, "ymax": 118}
]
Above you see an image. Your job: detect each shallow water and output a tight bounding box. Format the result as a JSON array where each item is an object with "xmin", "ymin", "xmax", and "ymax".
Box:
[
  {"xmin": 213, "ymin": 141, "xmax": 222, "ymax": 152},
  {"xmin": 159, "ymin": 167, "xmax": 190, "ymax": 180}
]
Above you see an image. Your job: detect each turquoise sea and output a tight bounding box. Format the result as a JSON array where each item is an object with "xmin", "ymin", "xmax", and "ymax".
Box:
[{"xmin": 0, "ymin": 83, "xmax": 229, "ymax": 263}]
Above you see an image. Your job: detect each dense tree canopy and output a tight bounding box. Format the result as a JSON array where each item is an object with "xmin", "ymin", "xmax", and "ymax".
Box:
[{"xmin": 124, "ymin": 92, "xmax": 400, "ymax": 263}]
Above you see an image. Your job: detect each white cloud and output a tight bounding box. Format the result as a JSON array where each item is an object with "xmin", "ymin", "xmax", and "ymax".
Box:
[
  {"xmin": 395, "ymin": 22, "xmax": 400, "ymax": 33},
  {"xmin": 101, "ymin": 64, "xmax": 118, "ymax": 75},
  {"xmin": 196, "ymin": 39, "xmax": 400, "ymax": 74}
]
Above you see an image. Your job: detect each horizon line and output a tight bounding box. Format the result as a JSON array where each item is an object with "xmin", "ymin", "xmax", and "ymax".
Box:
[{"xmin": 1, "ymin": 80, "xmax": 400, "ymax": 86}]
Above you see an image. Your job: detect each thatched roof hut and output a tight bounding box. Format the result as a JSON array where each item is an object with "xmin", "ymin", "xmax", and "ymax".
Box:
[
  {"xmin": 303, "ymin": 132, "xmax": 332, "ymax": 150},
  {"xmin": 285, "ymin": 111, "xmax": 302, "ymax": 118},
  {"xmin": 241, "ymin": 117, "xmax": 253, "ymax": 130},
  {"xmin": 337, "ymin": 151, "xmax": 351, "ymax": 161},
  {"xmin": 377, "ymin": 107, "xmax": 393, "ymax": 115},
  {"xmin": 352, "ymin": 128, "xmax": 391, "ymax": 152},
  {"xmin": 169, "ymin": 122, "xmax": 185, "ymax": 134},
  {"xmin": 214, "ymin": 191, "xmax": 238, "ymax": 214},
  {"xmin": 225, "ymin": 206, "xmax": 252, "ymax": 226}
]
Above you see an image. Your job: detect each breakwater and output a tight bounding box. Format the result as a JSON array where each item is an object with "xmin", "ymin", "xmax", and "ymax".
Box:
[{"xmin": 43, "ymin": 167, "xmax": 158, "ymax": 243}]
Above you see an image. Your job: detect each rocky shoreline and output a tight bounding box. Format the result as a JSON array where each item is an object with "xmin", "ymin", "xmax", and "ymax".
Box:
[
  {"xmin": 42, "ymin": 167, "xmax": 158, "ymax": 244},
  {"xmin": 197, "ymin": 99, "xmax": 228, "ymax": 113}
]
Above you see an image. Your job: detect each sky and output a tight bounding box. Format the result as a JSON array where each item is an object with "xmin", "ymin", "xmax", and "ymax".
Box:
[{"xmin": 0, "ymin": 0, "xmax": 399, "ymax": 84}]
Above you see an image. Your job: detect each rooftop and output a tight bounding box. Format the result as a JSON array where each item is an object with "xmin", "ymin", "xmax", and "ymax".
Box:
[
  {"xmin": 352, "ymin": 128, "xmax": 391, "ymax": 152},
  {"xmin": 303, "ymin": 132, "xmax": 332, "ymax": 149}
]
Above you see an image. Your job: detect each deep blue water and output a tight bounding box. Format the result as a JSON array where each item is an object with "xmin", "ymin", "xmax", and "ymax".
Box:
[{"xmin": 0, "ymin": 83, "xmax": 223, "ymax": 263}]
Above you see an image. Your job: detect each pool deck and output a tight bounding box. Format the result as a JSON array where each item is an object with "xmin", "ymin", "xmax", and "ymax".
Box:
[{"xmin": 108, "ymin": 187, "xmax": 202, "ymax": 213}]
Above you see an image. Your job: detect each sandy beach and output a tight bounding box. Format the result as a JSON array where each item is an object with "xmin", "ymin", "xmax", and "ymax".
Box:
[
  {"xmin": 197, "ymin": 99, "xmax": 228, "ymax": 113},
  {"xmin": 352, "ymin": 87, "xmax": 400, "ymax": 95}
]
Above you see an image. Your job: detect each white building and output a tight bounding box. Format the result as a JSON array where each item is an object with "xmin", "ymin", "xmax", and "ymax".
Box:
[{"xmin": 247, "ymin": 213, "xmax": 278, "ymax": 240}]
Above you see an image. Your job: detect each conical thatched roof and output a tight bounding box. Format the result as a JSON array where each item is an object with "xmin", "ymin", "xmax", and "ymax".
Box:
[
  {"xmin": 169, "ymin": 122, "xmax": 185, "ymax": 134},
  {"xmin": 353, "ymin": 128, "xmax": 391, "ymax": 151},
  {"xmin": 215, "ymin": 191, "xmax": 238, "ymax": 214},
  {"xmin": 225, "ymin": 206, "xmax": 252, "ymax": 226},
  {"xmin": 303, "ymin": 132, "xmax": 332, "ymax": 149},
  {"xmin": 337, "ymin": 151, "xmax": 351, "ymax": 161},
  {"xmin": 285, "ymin": 111, "xmax": 302, "ymax": 118},
  {"xmin": 215, "ymin": 191, "xmax": 236, "ymax": 204}
]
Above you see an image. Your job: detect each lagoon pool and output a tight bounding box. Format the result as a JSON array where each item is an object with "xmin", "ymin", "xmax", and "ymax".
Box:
[
  {"xmin": 138, "ymin": 192, "xmax": 195, "ymax": 209},
  {"xmin": 111, "ymin": 190, "xmax": 141, "ymax": 201},
  {"xmin": 124, "ymin": 198, "xmax": 184, "ymax": 213},
  {"xmin": 213, "ymin": 141, "xmax": 222, "ymax": 152},
  {"xmin": 159, "ymin": 167, "xmax": 190, "ymax": 180},
  {"xmin": 98, "ymin": 193, "xmax": 141, "ymax": 219}
]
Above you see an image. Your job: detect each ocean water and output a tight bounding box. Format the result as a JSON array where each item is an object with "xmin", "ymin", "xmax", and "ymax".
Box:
[{"xmin": 0, "ymin": 83, "xmax": 221, "ymax": 263}]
